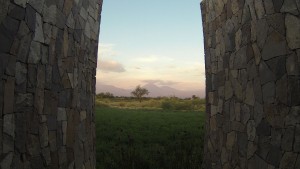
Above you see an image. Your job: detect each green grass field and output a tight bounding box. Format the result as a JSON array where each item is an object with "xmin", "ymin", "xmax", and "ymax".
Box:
[{"xmin": 95, "ymin": 107, "xmax": 205, "ymax": 169}]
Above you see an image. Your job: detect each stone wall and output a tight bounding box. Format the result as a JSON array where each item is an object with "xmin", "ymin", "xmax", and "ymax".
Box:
[
  {"xmin": 201, "ymin": 0, "xmax": 300, "ymax": 168},
  {"xmin": 0, "ymin": 0, "xmax": 102, "ymax": 168}
]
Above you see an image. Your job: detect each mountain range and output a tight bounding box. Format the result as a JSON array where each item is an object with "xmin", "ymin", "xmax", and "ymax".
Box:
[{"xmin": 96, "ymin": 83, "xmax": 205, "ymax": 98}]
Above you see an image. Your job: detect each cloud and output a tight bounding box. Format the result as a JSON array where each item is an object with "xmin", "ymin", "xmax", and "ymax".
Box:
[
  {"xmin": 168, "ymin": 65, "xmax": 176, "ymax": 68},
  {"xmin": 142, "ymin": 79, "xmax": 179, "ymax": 86},
  {"xmin": 176, "ymin": 62, "xmax": 206, "ymax": 77},
  {"xmin": 98, "ymin": 43, "xmax": 118, "ymax": 58},
  {"xmin": 136, "ymin": 55, "xmax": 174, "ymax": 63},
  {"xmin": 98, "ymin": 60, "xmax": 126, "ymax": 73}
]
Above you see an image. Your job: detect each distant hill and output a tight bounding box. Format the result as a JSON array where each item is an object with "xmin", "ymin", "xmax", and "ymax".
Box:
[
  {"xmin": 96, "ymin": 84, "xmax": 131, "ymax": 97},
  {"xmin": 96, "ymin": 83, "xmax": 205, "ymax": 98},
  {"xmin": 143, "ymin": 83, "xmax": 204, "ymax": 98}
]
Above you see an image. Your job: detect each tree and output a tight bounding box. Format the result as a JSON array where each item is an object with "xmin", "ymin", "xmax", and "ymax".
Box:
[
  {"xmin": 131, "ymin": 85, "xmax": 149, "ymax": 102},
  {"xmin": 192, "ymin": 95, "xmax": 198, "ymax": 100}
]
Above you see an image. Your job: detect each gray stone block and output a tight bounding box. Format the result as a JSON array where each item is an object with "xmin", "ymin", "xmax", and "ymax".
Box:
[
  {"xmin": 286, "ymin": 14, "xmax": 300, "ymax": 50},
  {"xmin": 25, "ymin": 5, "xmax": 37, "ymax": 32},
  {"xmin": 266, "ymin": 146, "xmax": 282, "ymax": 167},
  {"xmin": 279, "ymin": 152, "xmax": 297, "ymax": 169},
  {"xmin": 30, "ymin": 155, "xmax": 44, "ymax": 169},
  {"xmin": 42, "ymin": 147, "xmax": 51, "ymax": 166},
  {"xmin": 284, "ymin": 107, "xmax": 300, "ymax": 127},
  {"xmin": 256, "ymin": 119, "xmax": 271, "ymax": 136},
  {"xmin": 262, "ymin": 31, "xmax": 287, "ymax": 61},
  {"xmin": 245, "ymin": 81, "xmax": 255, "ymax": 106},
  {"xmin": 271, "ymin": 128, "xmax": 282, "ymax": 147},
  {"xmin": 3, "ymin": 114, "xmax": 15, "ymax": 139},
  {"xmin": 0, "ymin": 81, "xmax": 3, "ymax": 116},
  {"xmin": 288, "ymin": 77, "xmax": 300, "ymax": 106},
  {"xmin": 248, "ymin": 154, "xmax": 268, "ymax": 169},
  {"xmin": 281, "ymin": 126, "xmax": 295, "ymax": 151},
  {"xmin": 3, "ymin": 77, "xmax": 15, "ymax": 115},
  {"xmin": 286, "ymin": 53, "xmax": 299, "ymax": 76},
  {"xmin": 237, "ymin": 132, "xmax": 248, "ymax": 157},
  {"xmin": 266, "ymin": 13, "xmax": 285, "ymax": 35},
  {"xmin": 56, "ymin": 9, "xmax": 66, "ymax": 29},
  {"xmin": 272, "ymin": 0, "xmax": 284, "ymax": 12},
  {"xmin": 49, "ymin": 131, "xmax": 57, "ymax": 152},
  {"xmin": 234, "ymin": 46, "xmax": 248, "ymax": 69},
  {"xmin": 0, "ymin": 25, "xmax": 14, "ymax": 53},
  {"xmin": 266, "ymin": 56, "xmax": 286, "ymax": 81},
  {"xmin": 47, "ymin": 115, "xmax": 57, "ymax": 131},
  {"xmin": 15, "ymin": 93, "xmax": 34, "ymax": 111},
  {"xmin": 5, "ymin": 55, "xmax": 16, "ymax": 76},
  {"xmin": 17, "ymin": 33, "xmax": 32, "ymax": 62},
  {"xmin": 44, "ymin": 90, "xmax": 58, "ymax": 115},
  {"xmin": 2, "ymin": 16, "xmax": 20, "ymax": 36},
  {"xmin": 28, "ymin": 41, "xmax": 41, "ymax": 64},
  {"xmin": 1, "ymin": 152, "xmax": 13, "ymax": 169},
  {"xmin": 39, "ymin": 123, "xmax": 49, "ymax": 147},
  {"xmin": 15, "ymin": 113, "xmax": 26, "ymax": 153},
  {"xmin": 259, "ymin": 61, "xmax": 275, "ymax": 85},
  {"xmin": 262, "ymin": 82, "xmax": 275, "ymax": 104},
  {"xmin": 256, "ymin": 19, "xmax": 268, "ymax": 50},
  {"xmin": 33, "ymin": 13, "xmax": 44, "ymax": 43},
  {"xmin": 281, "ymin": 0, "xmax": 299, "ymax": 15},
  {"xmin": 224, "ymin": 81, "xmax": 233, "ymax": 100},
  {"xmin": 247, "ymin": 120, "xmax": 256, "ymax": 141},
  {"xmin": 43, "ymin": 4, "xmax": 57, "ymax": 25},
  {"xmin": 253, "ymin": 77, "xmax": 263, "ymax": 103},
  {"xmin": 264, "ymin": 0, "xmax": 275, "ymax": 14},
  {"xmin": 0, "ymin": 0, "xmax": 10, "ymax": 23},
  {"xmin": 295, "ymin": 151, "xmax": 300, "ymax": 169},
  {"xmin": 28, "ymin": 0, "xmax": 45, "ymax": 14},
  {"xmin": 0, "ymin": 53, "xmax": 10, "ymax": 78},
  {"xmin": 27, "ymin": 64, "xmax": 37, "ymax": 90},
  {"xmin": 294, "ymin": 125, "xmax": 300, "ymax": 152},
  {"xmin": 11, "ymin": 153, "xmax": 24, "ymax": 169},
  {"xmin": 8, "ymin": 4, "xmax": 25, "ymax": 21},
  {"xmin": 254, "ymin": 102, "xmax": 263, "ymax": 126}
]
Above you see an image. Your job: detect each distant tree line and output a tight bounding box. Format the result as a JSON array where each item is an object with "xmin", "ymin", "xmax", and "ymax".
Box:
[
  {"xmin": 96, "ymin": 86, "xmax": 202, "ymax": 101},
  {"xmin": 96, "ymin": 92, "xmax": 115, "ymax": 98}
]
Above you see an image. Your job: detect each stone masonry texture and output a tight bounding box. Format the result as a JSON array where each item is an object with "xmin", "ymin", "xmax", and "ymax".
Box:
[
  {"xmin": 0, "ymin": 0, "xmax": 102, "ymax": 168},
  {"xmin": 201, "ymin": 0, "xmax": 300, "ymax": 168}
]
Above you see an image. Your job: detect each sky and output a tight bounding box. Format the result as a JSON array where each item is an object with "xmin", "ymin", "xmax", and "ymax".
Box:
[{"xmin": 96, "ymin": 0, "xmax": 205, "ymax": 92}]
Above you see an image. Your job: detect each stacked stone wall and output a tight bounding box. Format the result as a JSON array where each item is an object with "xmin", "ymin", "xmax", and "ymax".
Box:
[
  {"xmin": 201, "ymin": 0, "xmax": 300, "ymax": 168},
  {"xmin": 0, "ymin": 0, "xmax": 102, "ymax": 168}
]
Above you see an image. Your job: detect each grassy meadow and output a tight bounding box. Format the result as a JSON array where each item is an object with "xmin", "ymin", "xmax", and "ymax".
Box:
[
  {"xmin": 95, "ymin": 96, "xmax": 206, "ymax": 111},
  {"xmin": 95, "ymin": 96, "xmax": 205, "ymax": 169}
]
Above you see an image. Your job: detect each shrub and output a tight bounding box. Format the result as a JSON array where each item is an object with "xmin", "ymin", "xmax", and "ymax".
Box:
[
  {"xmin": 174, "ymin": 102, "xmax": 193, "ymax": 111},
  {"xmin": 97, "ymin": 92, "xmax": 115, "ymax": 98},
  {"xmin": 95, "ymin": 100, "xmax": 110, "ymax": 108},
  {"xmin": 161, "ymin": 101, "xmax": 174, "ymax": 110},
  {"xmin": 119, "ymin": 102, "xmax": 125, "ymax": 107}
]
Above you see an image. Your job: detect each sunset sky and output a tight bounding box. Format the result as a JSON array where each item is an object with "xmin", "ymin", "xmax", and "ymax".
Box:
[{"xmin": 96, "ymin": 0, "xmax": 205, "ymax": 92}]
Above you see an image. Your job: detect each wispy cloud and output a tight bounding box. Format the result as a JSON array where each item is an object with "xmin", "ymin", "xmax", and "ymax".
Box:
[
  {"xmin": 98, "ymin": 60, "xmax": 126, "ymax": 73},
  {"xmin": 98, "ymin": 43, "xmax": 118, "ymax": 58},
  {"xmin": 168, "ymin": 65, "xmax": 177, "ymax": 68},
  {"xmin": 142, "ymin": 79, "xmax": 179, "ymax": 86},
  {"xmin": 135, "ymin": 55, "xmax": 174, "ymax": 63}
]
